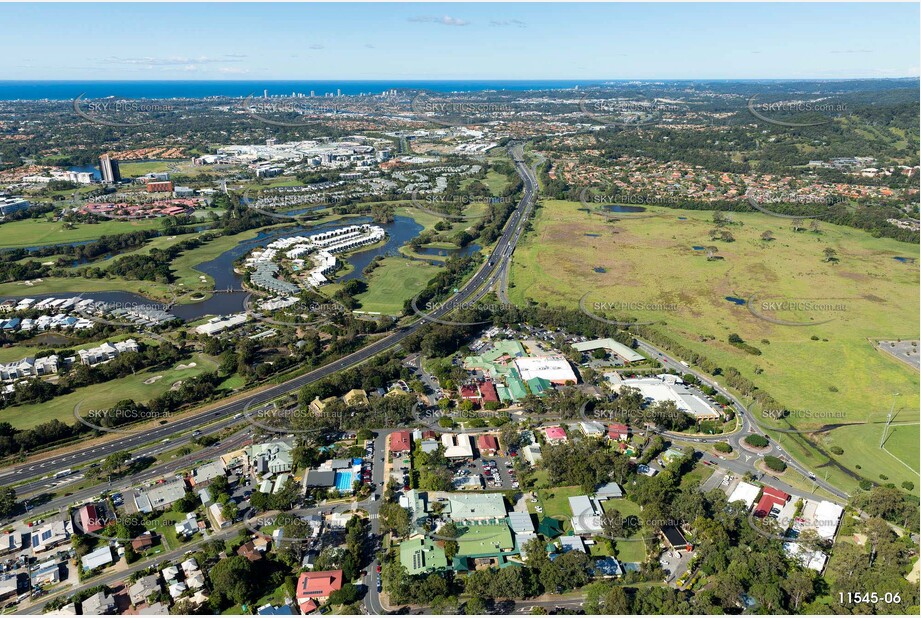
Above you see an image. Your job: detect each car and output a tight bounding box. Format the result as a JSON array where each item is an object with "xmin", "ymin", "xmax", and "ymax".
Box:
[{"xmin": 376, "ymin": 564, "xmax": 382, "ymax": 573}]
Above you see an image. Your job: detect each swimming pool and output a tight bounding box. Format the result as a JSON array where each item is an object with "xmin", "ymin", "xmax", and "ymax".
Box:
[{"xmin": 334, "ymin": 471, "xmax": 354, "ymax": 492}]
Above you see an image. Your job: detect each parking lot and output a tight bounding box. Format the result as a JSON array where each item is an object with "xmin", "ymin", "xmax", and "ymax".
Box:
[{"xmin": 449, "ymin": 453, "xmax": 519, "ymax": 491}]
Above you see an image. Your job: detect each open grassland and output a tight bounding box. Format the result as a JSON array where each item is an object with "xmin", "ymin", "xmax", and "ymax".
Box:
[
  {"xmin": 809, "ymin": 422, "xmax": 920, "ymax": 496},
  {"xmin": 353, "ymin": 257, "xmax": 440, "ymax": 315},
  {"xmin": 510, "ymin": 200, "xmax": 919, "ymax": 492},
  {"xmin": 0, "ymin": 218, "xmax": 163, "ymax": 249},
  {"xmin": 0, "ymin": 353, "xmax": 217, "ymax": 429}
]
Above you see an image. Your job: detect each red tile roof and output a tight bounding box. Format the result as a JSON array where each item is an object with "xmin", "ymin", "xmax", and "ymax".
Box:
[
  {"xmin": 460, "ymin": 384, "xmax": 480, "ymax": 400},
  {"xmin": 753, "ymin": 486, "xmax": 791, "ymax": 518},
  {"xmin": 78, "ymin": 504, "xmax": 105, "ymax": 533},
  {"xmin": 479, "ymin": 381, "xmax": 499, "ymax": 403},
  {"xmin": 608, "ymin": 423, "xmax": 629, "ymax": 439},
  {"xmin": 477, "ymin": 435, "xmax": 499, "ymax": 452},
  {"xmin": 389, "ymin": 431, "xmax": 411, "ymax": 453},
  {"xmin": 296, "ymin": 570, "xmax": 343, "ymax": 605}
]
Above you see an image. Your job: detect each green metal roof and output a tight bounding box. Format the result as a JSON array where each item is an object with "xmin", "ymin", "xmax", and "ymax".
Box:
[{"xmin": 399, "ymin": 537, "xmax": 448, "ymax": 575}]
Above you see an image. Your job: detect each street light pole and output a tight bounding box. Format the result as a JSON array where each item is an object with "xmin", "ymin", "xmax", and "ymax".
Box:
[{"xmin": 879, "ymin": 392, "xmax": 899, "ymax": 449}]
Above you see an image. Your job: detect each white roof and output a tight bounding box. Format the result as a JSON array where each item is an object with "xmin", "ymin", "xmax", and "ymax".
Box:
[
  {"xmin": 620, "ymin": 377, "xmax": 717, "ymax": 419},
  {"xmin": 513, "ymin": 356, "xmax": 578, "ymax": 384},
  {"xmin": 441, "ymin": 433, "xmax": 474, "ymax": 458},
  {"xmin": 728, "ymin": 481, "xmax": 760, "ymax": 509},
  {"xmin": 80, "ymin": 545, "xmax": 114, "ymax": 570},
  {"xmin": 572, "ymin": 338, "xmax": 644, "ymax": 362}
]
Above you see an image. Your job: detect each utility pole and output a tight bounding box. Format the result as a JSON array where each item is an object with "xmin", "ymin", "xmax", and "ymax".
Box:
[{"xmin": 880, "ymin": 392, "xmax": 899, "ymax": 448}]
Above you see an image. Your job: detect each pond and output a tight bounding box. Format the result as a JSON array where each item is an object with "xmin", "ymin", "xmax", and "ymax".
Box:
[{"xmin": 604, "ymin": 205, "xmax": 647, "ymax": 213}]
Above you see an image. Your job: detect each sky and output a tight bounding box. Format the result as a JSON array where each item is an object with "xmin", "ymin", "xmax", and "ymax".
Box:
[{"xmin": 1, "ymin": 2, "xmax": 918, "ymax": 80}]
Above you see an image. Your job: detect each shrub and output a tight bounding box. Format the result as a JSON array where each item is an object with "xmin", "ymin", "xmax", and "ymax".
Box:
[
  {"xmin": 714, "ymin": 442, "xmax": 732, "ymax": 454},
  {"xmin": 744, "ymin": 434, "xmax": 769, "ymax": 448},
  {"xmin": 830, "ymin": 446, "xmax": 844, "ymax": 455},
  {"xmin": 763, "ymin": 456, "xmax": 786, "ymax": 472}
]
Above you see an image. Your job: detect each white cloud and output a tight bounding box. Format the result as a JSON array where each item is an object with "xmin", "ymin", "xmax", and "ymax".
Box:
[
  {"xmin": 408, "ymin": 15, "xmax": 469, "ymax": 27},
  {"xmin": 489, "ymin": 19, "xmax": 526, "ymax": 28}
]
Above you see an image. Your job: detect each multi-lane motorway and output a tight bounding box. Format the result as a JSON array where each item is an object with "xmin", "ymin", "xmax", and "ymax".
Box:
[{"xmin": 0, "ymin": 144, "xmax": 539, "ymax": 492}]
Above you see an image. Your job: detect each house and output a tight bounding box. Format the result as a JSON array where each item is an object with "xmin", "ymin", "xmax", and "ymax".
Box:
[
  {"xmin": 559, "ymin": 535, "xmax": 587, "ymax": 554},
  {"xmin": 594, "ymin": 556, "xmax": 625, "ymax": 578},
  {"xmin": 727, "ymin": 481, "xmax": 761, "ymax": 509},
  {"xmin": 0, "ymin": 532, "xmax": 21, "ymax": 555},
  {"xmin": 309, "ymin": 395, "xmax": 340, "ymax": 415},
  {"xmin": 389, "ymin": 430, "xmax": 412, "ymax": 456},
  {"xmin": 191, "ymin": 460, "xmax": 226, "ymax": 487},
  {"xmin": 754, "ymin": 486, "xmax": 791, "ymax": 518},
  {"xmin": 139, "ymin": 603, "xmax": 170, "ymax": 615},
  {"xmin": 131, "ymin": 532, "xmax": 158, "ymax": 552},
  {"xmin": 542, "ymin": 426, "xmax": 568, "ymax": 444},
  {"xmin": 76, "ymin": 503, "xmax": 107, "ymax": 534},
  {"xmin": 476, "ymin": 434, "xmax": 499, "ymax": 455},
  {"xmin": 77, "ymin": 339, "xmax": 138, "ymax": 366},
  {"xmin": 238, "ymin": 540, "xmax": 265, "ymax": 561},
  {"xmin": 441, "ymin": 433, "xmax": 474, "ymax": 459},
  {"xmin": 81, "ymin": 590, "xmax": 116, "ymax": 615},
  {"xmin": 569, "ymin": 495, "xmax": 603, "ymax": 535},
  {"xmin": 295, "ymin": 570, "xmax": 343, "ymax": 614},
  {"xmin": 174, "ymin": 514, "xmax": 200, "ymax": 538},
  {"xmin": 30, "ymin": 520, "xmax": 72, "ymax": 552},
  {"xmin": 342, "ymin": 388, "xmax": 369, "ymax": 407},
  {"xmin": 208, "ymin": 502, "xmax": 230, "ymax": 529},
  {"xmin": 129, "ymin": 574, "xmax": 161, "ymax": 606},
  {"xmin": 579, "ymin": 421, "xmax": 606, "ymax": 438},
  {"xmin": 608, "ymin": 423, "xmax": 630, "ymax": 441},
  {"xmin": 595, "ymin": 482, "xmax": 623, "ymax": 499},
  {"xmin": 522, "ymin": 443, "xmax": 542, "ymax": 466},
  {"xmin": 81, "ymin": 546, "xmax": 114, "ymax": 571}
]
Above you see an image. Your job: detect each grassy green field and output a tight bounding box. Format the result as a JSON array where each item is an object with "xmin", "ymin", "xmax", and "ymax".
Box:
[
  {"xmin": 600, "ymin": 498, "xmax": 647, "ymax": 563},
  {"xmin": 118, "ymin": 161, "xmax": 176, "ymax": 177},
  {"xmin": 353, "ymin": 257, "xmax": 440, "ymax": 315},
  {"xmin": 536, "ymin": 485, "xmax": 582, "ymax": 531},
  {"xmin": 0, "ymin": 218, "xmax": 163, "ymax": 249},
  {"xmin": 814, "ymin": 422, "xmax": 920, "ymax": 495},
  {"xmin": 0, "ymin": 353, "xmax": 217, "ymax": 429},
  {"xmin": 510, "ymin": 200, "xmax": 919, "ymax": 493}
]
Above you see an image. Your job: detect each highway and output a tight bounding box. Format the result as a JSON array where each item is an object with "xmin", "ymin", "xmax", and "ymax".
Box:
[{"xmin": 0, "ymin": 143, "xmax": 539, "ymax": 493}]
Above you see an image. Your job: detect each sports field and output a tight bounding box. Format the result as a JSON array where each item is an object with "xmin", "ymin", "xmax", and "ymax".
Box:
[
  {"xmin": 509, "ymin": 200, "xmax": 919, "ymax": 492},
  {"xmin": 353, "ymin": 257, "xmax": 440, "ymax": 315},
  {"xmin": 0, "ymin": 218, "xmax": 163, "ymax": 249},
  {"xmin": 0, "ymin": 353, "xmax": 217, "ymax": 429}
]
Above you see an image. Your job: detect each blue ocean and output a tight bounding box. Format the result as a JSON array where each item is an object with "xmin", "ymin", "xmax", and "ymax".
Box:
[{"xmin": 0, "ymin": 80, "xmax": 601, "ymax": 101}]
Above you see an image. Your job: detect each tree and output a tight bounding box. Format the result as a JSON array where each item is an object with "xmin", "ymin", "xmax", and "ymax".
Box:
[
  {"xmin": 601, "ymin": 508, "xmax": 625, "ymax": 539},
  {"xmin": 823, "ymin": 247, "xmax": 838, "ymax": 262},
  {"xmin": 464, "ymin": 597, "xmax": 486, "ymax": 615},
  {"xmin": 0, "ymin": 487, "xmax": 16, "ymax": 518},
  {"xmin": 440, "ymin": 522, "xmax": 459, "ymax": 560},
  {"xmin": 209, "ymin": 556, "xmax": 258, "ymax": 608},
  {"xmin": 379, "ymin": 501, "xmax": 412, "ymax": 537},
  {"xmin": 102, "ymin": 451, "xmax": 132, "ymax": 475},
  {"xmin": 760, "ymin": 230, "xmax": 774, "ymax": 241}
]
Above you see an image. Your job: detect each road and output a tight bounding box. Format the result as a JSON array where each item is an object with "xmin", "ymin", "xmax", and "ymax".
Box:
[
  {"xmin": 632, "ymin": 339, "xmax": 848, "ymax": 500},
  {"xmin": 0, "ymin": 143, "xmax": 539, "ymax": 490}
]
